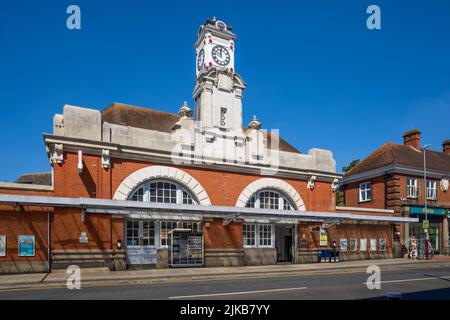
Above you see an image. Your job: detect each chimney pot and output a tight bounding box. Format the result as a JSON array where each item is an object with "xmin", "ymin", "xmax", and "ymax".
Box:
[
  {"xmin": 443, "ymin": 139, "xmax": 450, "ymax": 154},
  {"xmin": 403, "ymin": 129, "xmax": 421, "ymax": 150}
]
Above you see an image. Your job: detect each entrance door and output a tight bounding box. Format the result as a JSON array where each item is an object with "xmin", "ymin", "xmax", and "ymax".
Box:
[
  {"xmin": 126, "ymin": 219, "xmax": 157, "ymax": 265},
  {"xmin": 275, "ymin": 225, "xmax": 295, "ymax": 263},
  {"xmin": 429, "ymin": 225, "xmax": 439, "ymax": 254}
]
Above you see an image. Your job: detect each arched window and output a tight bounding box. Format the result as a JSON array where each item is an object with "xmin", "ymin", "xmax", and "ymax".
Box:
[
  {"xmin": 128, "ymin": 180, "xmax": 198, "ymax": 205},
  {"xmin": 127, "ymin": 180, "xmax": 200, "ymax": 248},
  {"xmin": 245, "ymin": 189, "xmax": 295, "ymax": 210}
]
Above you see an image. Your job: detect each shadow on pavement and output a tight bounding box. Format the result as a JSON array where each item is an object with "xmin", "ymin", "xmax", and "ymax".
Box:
[{"xmin": 367, "ymin": 287, "xmax": 450, "ymax": 300}]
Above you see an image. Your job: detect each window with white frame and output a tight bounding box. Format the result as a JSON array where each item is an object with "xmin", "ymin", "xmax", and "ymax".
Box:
[
  {"xmin": 160, "ymin": 221, "xmax": 201, "ymax": 247},
  {"xmin": 126, "ymin": 220, "xmax": 155, "ymax": 246},
  {"xmin": 360, "ymin": 239, "xmax": 367, "ymax": 251},
  {"xmin": 126, "ymin": 220, "xmax": 140, "ymax": 246},
  {"xmin": 370, "ymin": 239, "xmax": 377, "ymax": 252},
  {"xmin": 245, "ymin": 189, "xmax": 295, "ymax": 210},
  {"xmin": 243, "ymin": 224, "xmax": 256, "ymax": 247},
  {"xmin": 242, "ymin": 223, "xmax": 274, "ymax": 248},
  {"xmin": 426, "ymin": 180, "xmax": 437, "ymax": 200},
  {"xmin": 359, "ymin": 182, "xmax": 372, "ymax": 202},
  {"xmin": 129, "ymin": 180, "xmax": 198, "ymax": 205},
  {"xmin": 130, "ymin": 187, "xmax": 144, "ymax": 202},
  {"xmin": 259, "ymin": 224, "xmax": 273, "ymax": 247},
  {"xmin": 407, "ymin": 178, "xmax": 419, "ymax": 198}
]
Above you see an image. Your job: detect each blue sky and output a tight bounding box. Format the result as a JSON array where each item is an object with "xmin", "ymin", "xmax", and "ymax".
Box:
[{"xmin": 0, "ymin": 0, "xmax": 449, "ymax": 181}]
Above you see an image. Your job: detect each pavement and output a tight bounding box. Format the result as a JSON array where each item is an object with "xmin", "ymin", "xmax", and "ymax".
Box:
[{"xmin": 0, "ymin": 257, "xmax": 449, "ymax": 291}]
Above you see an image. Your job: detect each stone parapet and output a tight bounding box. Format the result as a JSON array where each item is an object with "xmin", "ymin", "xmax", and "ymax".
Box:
[
  {"xmin": 157, "ymin": 248, "xmax": 169, "ymax": 269},
  {"xmin": 0, "ymin": 261, "xmax": 49, "ymax": 274},
  {"xmin": 243, "ymin": 248, "xmax": 276, "ymax": 266},
  {"xmin": 297, "ymin": 248, "xmax": 319, "ymax": 264},
  {"xmin": 204, "ymin": 248, "xmax": 245, "ymax": 267},
  {"xmin": 52, "ymin": 249, "xmax": 125, "ymax": 271}
]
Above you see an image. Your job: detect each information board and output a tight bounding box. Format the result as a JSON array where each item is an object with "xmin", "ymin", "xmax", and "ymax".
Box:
[
  {"xmin": 126, "ymin": 247, "xmax": 157, "ymax": 265},
  {"xmin": 319, "ymin": 228, "xmax": 328, "ymax": 247},
  {"xmin": 0, "ymin": 235, "xmax": 5, "ymax": 257},
  {"xmin": 18, "ymin": 235, "xmax": 35, "ymax": 257}
]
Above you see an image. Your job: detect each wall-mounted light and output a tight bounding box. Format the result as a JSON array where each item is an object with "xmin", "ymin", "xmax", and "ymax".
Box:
[
  {"xmin": 331, "ymin": 178, "xmax": 339, "ymax": 192},
  {"xmin": 308, "ymin": 175, "xmax": 317, "ymax": 190}
]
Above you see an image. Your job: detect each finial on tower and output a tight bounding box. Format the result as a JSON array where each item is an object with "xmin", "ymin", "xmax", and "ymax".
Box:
[
  {"xmin": 178, "ymin": 101, "xmax": 192, "ymax": 118},
  {"xmin": 248, "ymin": 115, "xmax": 261, "ymax": 130}
]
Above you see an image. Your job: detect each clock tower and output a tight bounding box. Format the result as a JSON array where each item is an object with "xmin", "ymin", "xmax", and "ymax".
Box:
[{"xmin": 193, "ymin": 18, "xmax": 246, "ymax": 136}]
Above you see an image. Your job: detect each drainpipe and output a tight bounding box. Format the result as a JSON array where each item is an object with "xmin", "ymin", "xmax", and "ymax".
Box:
[{"xmin": 47, "ymin": 210, "xmax": 52, "ymax": 273}]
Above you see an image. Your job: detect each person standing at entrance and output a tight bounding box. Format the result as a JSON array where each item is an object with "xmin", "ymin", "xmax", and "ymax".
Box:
[{"xmin": 331, "ymin": 240, "xmax": 338, "ymax": 262}]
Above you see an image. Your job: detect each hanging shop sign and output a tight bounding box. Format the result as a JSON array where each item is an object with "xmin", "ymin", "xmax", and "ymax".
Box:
[
  {"xmin": 18, "ymin": 235, "xmax": 35, "ymax": 257},
  {"xmin": 319, "ymin": 228, "xmax": 328, "ymax": 247},
  {"xmin": 0, "ymin": 235, "xmax": 6, "ymax": 257},
  {"xmin": 410, "ymin": 206, "xmax": 446, "ymax": 216}
]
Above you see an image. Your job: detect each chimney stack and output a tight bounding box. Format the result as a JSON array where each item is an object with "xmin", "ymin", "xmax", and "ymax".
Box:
[
  {"xmin": 403, "ymin": 129, "xmax": 421, "ymax": 150},
  {"xmin": 443, "ymin": 139, "xmax": 450, "ymax": 154}
]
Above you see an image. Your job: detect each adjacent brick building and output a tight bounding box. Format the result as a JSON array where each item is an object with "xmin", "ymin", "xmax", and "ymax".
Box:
[{"xmin": 340, "ymin": 129, "xmax": 450, "ymax": 257}]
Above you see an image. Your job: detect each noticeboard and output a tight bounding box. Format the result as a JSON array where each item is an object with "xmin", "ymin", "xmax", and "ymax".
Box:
[
  {"xmin": 18, "ymin": 235, "xmax": 35, "ymax": 257},
  {"xmin": 319, "ymin": 229, "xmax": 328, "ymax": 247},
  {"xmin": 170, "ymin": 230, "xmax": 203, "ymax": 268},
  {"xmin": 0, "ymin": 235, "xmax": 5, "ymax": 257}
]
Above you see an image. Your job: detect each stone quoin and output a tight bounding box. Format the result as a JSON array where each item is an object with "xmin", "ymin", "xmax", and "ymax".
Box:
[{"xmin": 0, "ymin": 18, "xmax": 416, "ymax": 274}]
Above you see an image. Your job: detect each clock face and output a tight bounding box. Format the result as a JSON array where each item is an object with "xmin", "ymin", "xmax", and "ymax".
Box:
[
  {"xmin": 197, "ymin": 49, "xmax": 205, "ymax": 71},
  {"xmin": 211, "ymin": 45, "xmax": 230, "ymax": 66}
]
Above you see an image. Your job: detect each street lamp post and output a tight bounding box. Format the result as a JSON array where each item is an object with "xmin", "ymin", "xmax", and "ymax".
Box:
[{"xmin": 423, "ymin": 144, "xmax": 431, "ymax": 260}]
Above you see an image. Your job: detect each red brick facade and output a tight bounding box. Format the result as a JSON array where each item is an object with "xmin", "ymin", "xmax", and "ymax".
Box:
[{"xmin": 0, "ymin": 145, "xmax": 401, "ymax": 273}]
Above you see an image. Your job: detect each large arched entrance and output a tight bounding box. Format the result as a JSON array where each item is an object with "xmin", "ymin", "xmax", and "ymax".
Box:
[
  {"xmin": 237, "ymin": 178, "xmax": 306, "ymax": 263},
  {"xmin": 113, "ymin": 166, "xmax": 210, "ymax": 267}
]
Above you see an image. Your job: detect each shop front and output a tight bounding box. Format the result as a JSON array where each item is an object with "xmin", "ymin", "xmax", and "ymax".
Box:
[{"xmin": 409, "ymin": 206, "xmax": 447, "ymax": 255}]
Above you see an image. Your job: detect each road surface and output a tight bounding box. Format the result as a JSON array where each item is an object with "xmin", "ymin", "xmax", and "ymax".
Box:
[{"xmin": 0, "ymin": 265, "xmax": 449, "ymax": 300}]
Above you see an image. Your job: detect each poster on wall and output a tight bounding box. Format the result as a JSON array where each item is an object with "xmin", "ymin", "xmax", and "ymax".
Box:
[
  {"xmin": 340, "ymin": 239, "xmax": 347, "ymax": 252},
  {"xmin": 0, "ymin": 235, "xmax": 6, "ymax": 257},
  {"xmin": 319, "ymin": 229, "xmax": 328, "ymax": 247},
  {"xmin": 18, "ymin": 235, "xmax": 35, "ymax": 257}
]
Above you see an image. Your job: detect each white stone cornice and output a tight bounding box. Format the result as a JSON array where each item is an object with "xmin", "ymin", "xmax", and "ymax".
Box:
[{"xmin": 43, "ymin": 134, "xmax": 342, "ymax": 182}]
